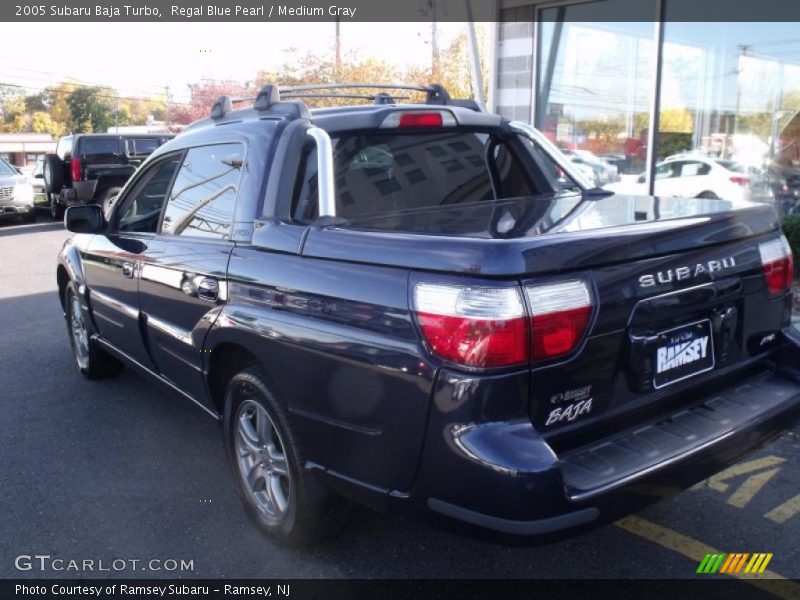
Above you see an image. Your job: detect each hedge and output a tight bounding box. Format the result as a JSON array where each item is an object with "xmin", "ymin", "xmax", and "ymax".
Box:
[{"xmin": 782, "ymin": 215, "xmax": 800, "ymax": 268}]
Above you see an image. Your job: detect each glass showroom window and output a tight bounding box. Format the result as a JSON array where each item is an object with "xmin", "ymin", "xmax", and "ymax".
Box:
[
  {"xmin": 657, "ymin": 11, "xmax": 800, "ymax": 213},
  {"xmin": 536, "ymin": 0, "xmax": 657, "ymax": 190}
]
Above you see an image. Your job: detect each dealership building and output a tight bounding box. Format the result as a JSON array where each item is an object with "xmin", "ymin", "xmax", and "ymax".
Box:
[
  {"xmin": 491, "ymin": 0, "xmax": 800, "ymax": 198},
  {"xmin": 0, "ymin": 133, "xmax": 56, "ymax": 168}
]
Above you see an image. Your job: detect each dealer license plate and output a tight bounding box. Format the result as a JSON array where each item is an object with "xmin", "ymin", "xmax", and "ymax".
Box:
[{"xmin": 652, "ymin": 319, "xmax": 715, "ymax": 389}]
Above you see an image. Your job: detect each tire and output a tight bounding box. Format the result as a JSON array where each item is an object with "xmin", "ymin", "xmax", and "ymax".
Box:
[
  {"xmin": 696, "ymin": 191, "xmax": 718, "ymax": 199},
  {"xmin": 99, "ymin": 186, "xmax": 123, "ymax": 217},
  {"xmin": 223, "ymin": 366, "xmax": 350, "ymax": 546},
  {"xmin": 22, "ymin": 208, "xmax": 36, "ymax": 223},
  {"xmin": 49, "ymin": 193, "xmax": 64, "ymax": 221},
  {"xmin": 43, "ymin": 154, "xmax": 64, "ymax": 194},
  {"xmin": 64, "ymin": 281, "xmax": 123, "ymax": 380}
]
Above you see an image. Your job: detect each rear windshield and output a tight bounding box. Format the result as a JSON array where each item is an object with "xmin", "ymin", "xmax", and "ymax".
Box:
[
  {"xmin": 78, "ymin": 138, "xmax": 121, "ymax": 156},
  {"xmin": 292, "ymin": 131, "xmax": 546, "ymax": 220},
  {"xmin": 715, "ymin": 159, "xmax": 746, "ymax": 173}
]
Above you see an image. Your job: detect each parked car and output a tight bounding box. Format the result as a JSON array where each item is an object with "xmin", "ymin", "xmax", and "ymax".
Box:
[
  {"xmin": 56, "ymin": 83, "xmax": 800, "ymax": 545},
  {"xmin": 28, "ymin": 155, "xmax": 46, "ymax": 206},
  {"xmin": 0, "ymin": 157, "xmax": 36, "ymax": 223},
  {"xmin": 612, "ymin": 155, "xmax": 768, "ymax": 203},
  {"xmin": 43, "ymin": 133, "xmax": 173, "ymax": 221},
  {"xmin": 564, "ymin": 149, "xmax": 619, "ymax": 187}
]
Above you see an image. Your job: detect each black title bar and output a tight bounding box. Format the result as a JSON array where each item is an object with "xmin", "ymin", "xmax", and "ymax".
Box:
[
  {"xmin": 5, "ymin": 0, "xmax": 800, "ymax": 22},
  {"xmin": 0, "ymin": 579, "xmax": 784, "ymax": 600}
]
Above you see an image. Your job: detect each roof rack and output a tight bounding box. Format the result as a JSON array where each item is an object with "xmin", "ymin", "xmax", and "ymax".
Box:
[
  {"xmin": 281, "ymin": 92, "xmax": 410, "ymax": 105},
  {"xmin": 209, "ymin": 82, "xmax": 464, "ymax": 119}
]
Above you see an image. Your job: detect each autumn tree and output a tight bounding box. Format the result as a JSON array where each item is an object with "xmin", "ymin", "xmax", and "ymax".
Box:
[{"xmin": 167, "ymin": 80, "xmax": 250, "ymax": 125}]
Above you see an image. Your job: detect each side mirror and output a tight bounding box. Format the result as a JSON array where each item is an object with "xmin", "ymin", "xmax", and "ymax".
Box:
[{"xmin": 65, "ymin": 204, "xmax": 105, "ymax": 233}]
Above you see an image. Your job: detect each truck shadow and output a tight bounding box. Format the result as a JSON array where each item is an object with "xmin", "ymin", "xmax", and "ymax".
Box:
[{"xmin": 0, "ymin": 218, "xmax": 63, "ymax": 238}]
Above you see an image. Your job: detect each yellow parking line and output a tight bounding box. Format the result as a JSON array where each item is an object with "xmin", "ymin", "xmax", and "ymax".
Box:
[
  {"xmin": 765, "ymin": 493, "xmax": 800, "ymax": 525},
  {"xmin": 615, "ymin": 516, "xmax": 800, "ymax": 600},
  {"xmin": 705, "ymin": 456, "xmax": 785, "ymax": 493},
  {"xmin": 726, "ymin": 467, "xmax": 782, "ymax": 509}
]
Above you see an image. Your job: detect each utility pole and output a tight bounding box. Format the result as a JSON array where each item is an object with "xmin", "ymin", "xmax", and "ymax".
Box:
[
  {"xmin": 431, "ymin": 1, "xmax": 439, "ymax": 79},
  {"xmin": 335, "ymin": 17, "xmax": 341, "ymax": 76},
  {"xmin": 464, "ymin": 1, "xmax": 485, "ymax": 110},
  {"xmin": 164, "ymin": 85, "xmax": 171, "ymax": 129}
]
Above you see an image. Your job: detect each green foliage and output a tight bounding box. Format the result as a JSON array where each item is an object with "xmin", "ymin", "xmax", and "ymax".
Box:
[
  {"xmin": 66, "ymin": 86, "xmax": 115, "ymax": 133},
  {"xmin": 782, "ymin": 214, "xmax": 800, "ymax": 265}
]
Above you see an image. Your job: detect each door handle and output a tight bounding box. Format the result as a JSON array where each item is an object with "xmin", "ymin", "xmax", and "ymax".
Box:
[
  {"xmin": 122, "ymin": 262, "xmax": 136, "ymax": 278},
  {"xmin": 195, "ymin": 277, "xmax": 219, "ymax": 302}
]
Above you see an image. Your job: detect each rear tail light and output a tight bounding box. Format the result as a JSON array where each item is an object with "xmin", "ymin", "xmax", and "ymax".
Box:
[
  {"xmin": 413, "ymin": 279, "xmax": 595, "ymax": 368},
  {"xmin": 413, "ymin": 284, "xmax": 527, "ymax": 368},
  {"xmin": 381, "ymin": 110, "xmax": 456, "ymax": 129},
  {"xmin": 759, "ymin": 236, "xmax": 794, "ymax": 296},
  {"xmin": 526, "ymin": 280, "xmax": 594, "ymax": 360},
  {"xmin": 70, "ymin": 158, "xmax": 82, "ymax": 182},
  {"xmin": 729, "ymin": 175, "xmax": 749, "ymax": 186}
]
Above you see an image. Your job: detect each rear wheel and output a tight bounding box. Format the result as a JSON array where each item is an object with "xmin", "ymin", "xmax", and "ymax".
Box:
[
  {"xmin": 49, "ymin": 193, "xmax": 64, "ymax": 221},
  {"xmin": 696, "ymin": 191, "xmax": 718, "ymax": 199},
  {"xmin": 64, "ymin": 281, "xmax": 123, "ymax": 379},
  {"xmin": 223, "ymin": 366, "xmax": 350, "ymax": 545},
  {"xmin": 99, "ymin": 186, "xmax": 123, "ymax": 217}
]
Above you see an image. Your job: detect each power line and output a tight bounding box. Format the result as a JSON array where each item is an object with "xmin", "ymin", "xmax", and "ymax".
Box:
[
  {"xmin": 0, "ymin": 80, "xmax": 185, "ymax": 106},
  {"xmin": 0, "ymin": 61, "xmax": 170, "ymax": 98}
]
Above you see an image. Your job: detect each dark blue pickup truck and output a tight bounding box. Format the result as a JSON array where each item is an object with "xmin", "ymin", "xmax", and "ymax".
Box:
[{"xmin": 56, "ymin": 83, "xmax": 800, "ymax": 545}]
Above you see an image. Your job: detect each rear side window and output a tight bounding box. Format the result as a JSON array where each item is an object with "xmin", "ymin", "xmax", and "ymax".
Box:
[
  {"xmin": 160, "ymin": 143, "xmax": 244, "ymax": 240},
  {"xmin": 127, "ymin": 138, "xmax": 160, "ymax": 156},
  {"xmin": 292, "ymin": 131, "xmax": 537, "ymax": 220},
  {"xmin": 680, "ymin": 161, "xmax": 711, "ymax": 177},
  {"xmin": 79, "ymin": 138, "xmax": 121, "ymax": 156},
  {"xmin": 56, "ymin": 137, "xmax": 72, "ymax": 159}
]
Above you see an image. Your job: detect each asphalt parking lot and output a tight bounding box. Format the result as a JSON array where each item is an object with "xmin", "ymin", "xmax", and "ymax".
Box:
[{"xmin": 0, "ymin": 215, "xmax": 798, "ymax": 592}]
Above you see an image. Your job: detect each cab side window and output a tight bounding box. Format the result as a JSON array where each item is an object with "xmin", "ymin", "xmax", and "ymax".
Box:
[
  {"xmin": 116, "ymin": 155, "xmax": 182, "ymax": 233},
  {"xmin": 160, "ymin": 143, "xmax": 244, "ymax": 240}
]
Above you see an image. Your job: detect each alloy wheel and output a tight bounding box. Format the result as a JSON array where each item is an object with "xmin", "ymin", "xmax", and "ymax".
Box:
[
  {"xmin": 69, "ymin": 293, "xmax": 90, "ymax": 370},
  {"xmin": 234, "ymin": 399, "xmax": 292, "ymax": 523}
]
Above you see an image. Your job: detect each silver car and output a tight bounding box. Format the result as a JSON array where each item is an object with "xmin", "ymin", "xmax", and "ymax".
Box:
[{"xmin": 0, "ymin": 158, "xmax": 36, "ymax": 223}]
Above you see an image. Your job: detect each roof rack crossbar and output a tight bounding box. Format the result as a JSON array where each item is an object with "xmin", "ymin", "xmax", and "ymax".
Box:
[
  {"xmin": 279, "ymin": 83, "xmax": 430, "ymax": 93},
  {"xmin": 208, "ymin": 82, "xmax": 471, "ymax": 118},
  {"xmin": 281, "ymin": 93, "xmax": 409, "ymax": 101}
]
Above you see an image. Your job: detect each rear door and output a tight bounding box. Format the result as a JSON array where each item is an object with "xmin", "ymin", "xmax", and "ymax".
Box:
[
  {"xmin": 83, "ymin": 152, "xmax": 183, "ymax": 369},
  {"xmin": 138, "ymin": 143, "xmax": 243, "ymax": 405}
]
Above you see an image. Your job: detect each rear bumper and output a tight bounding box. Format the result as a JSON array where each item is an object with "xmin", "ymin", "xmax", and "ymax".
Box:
[
  {"xmin": 0, "ymin": 199, "xmax": 35, "ymax": 217},
  {"xmin": 405, "ymin": 338, "xmax": 800, "ymax": 537},
  {"xmin": 61, "ymin": 181, "xmax": 97, "ymax": 205}
]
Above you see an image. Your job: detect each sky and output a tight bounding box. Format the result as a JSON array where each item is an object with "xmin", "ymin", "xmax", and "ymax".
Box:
[{"xmin": 0, "ymin": 22, "xmax": 464, "ymax": 103}]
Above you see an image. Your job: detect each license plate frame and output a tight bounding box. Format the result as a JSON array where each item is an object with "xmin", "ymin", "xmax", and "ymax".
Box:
[{"xmin": 652, "ymin": 319, "xmax": 715, "ymax": 389}]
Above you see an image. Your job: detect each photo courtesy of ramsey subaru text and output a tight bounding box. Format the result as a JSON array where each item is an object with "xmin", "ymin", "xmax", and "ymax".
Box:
[{"xmin": 56, "ymin": 83, "xmax": 800, "ymax": 545}]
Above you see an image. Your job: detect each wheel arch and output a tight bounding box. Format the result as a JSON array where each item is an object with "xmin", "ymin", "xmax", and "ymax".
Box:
[
  {"xmin": 56, "ymin": 264, "xmax": 70, "ymax": 311},
  {"xmin": 206, "ymin": 341, "xmax": 261, "ymax": 415}
]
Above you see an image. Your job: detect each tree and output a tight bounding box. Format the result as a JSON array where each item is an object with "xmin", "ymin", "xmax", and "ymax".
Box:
[
  {"xmin": 659, "ymin": 108, "xmax": 693, "ymax": 133},
  {"xmin": 31, "ymin": 111, "xmax": 66, "ymax": 137},
  {"xmin": 66, "ymin": 86, "xmax": 115, "ymax": 133},
  {"xmin": 167, "ymin": 80, "xmax": 249, "ymax": 125},
  {"xmin": 409, "ymin": 29, "xmax": 489, "ymax": 102},
  {"xmin": 2, "ymin": 94, "xmax": 30, "ymax": 132}
]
